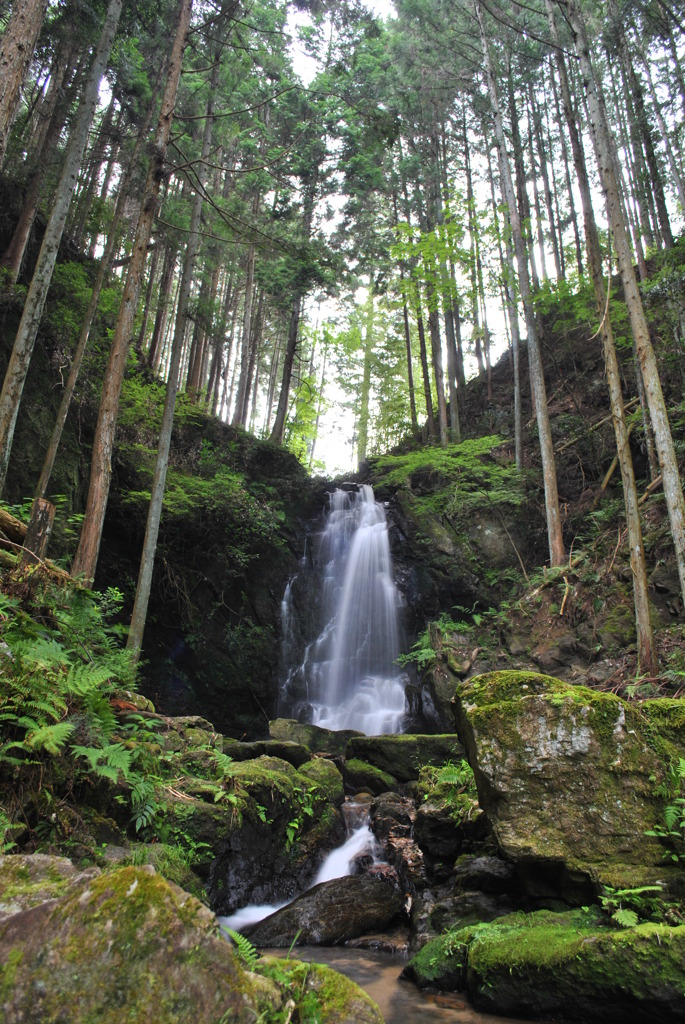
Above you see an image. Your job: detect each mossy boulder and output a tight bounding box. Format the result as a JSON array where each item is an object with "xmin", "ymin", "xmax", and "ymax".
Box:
[
  {"xmin": 223, "ymin": 737, "xmax": 312, "ymax": 767},
  {"xmin": 343, "ymin": 758, "xmax": 397, "ymax": 795},
  {"xmin": 296, "ymin": 756, "xmax": 345, "ymax": 807},
  {"xmin": 208, "ymin": 756, "xmax": 343, "ymax": 913},
  {"xmin": 269, "ymin": 719, "xmax": 362, "ymax": 756},
  {"xmin": 257, "ymin": 956, "xmax": 383, "ymax": 1024},
  {"xmin": 0, "ymin": 863, "xmax": 261, "ymax": 1023},
  {"xmin": 452, "ymin": 671, "xmax": 669, "ymax": 887},
  {"xmin": 345, "ymin": 734, "xmax": 464, "ymax": 783},
  {"xmin": 415, "ymin": 908, "xmax": 685, "ymax": 1023},
  {"xmin": 0, "ymin": 855, "xmax": 99, "ymax": 920}
]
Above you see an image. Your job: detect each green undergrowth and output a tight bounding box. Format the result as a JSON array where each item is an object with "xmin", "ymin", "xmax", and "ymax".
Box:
[
  {"xmin": 0, "ymin": 564, "xmax": 246, "ymax": 889},
  {"xmin": 418, "ymin": 758, "xmax": 478, "ymax": 824},
  {"xmin": 370, "ymin": 435, "xmax": 527, "ymax": 521}
]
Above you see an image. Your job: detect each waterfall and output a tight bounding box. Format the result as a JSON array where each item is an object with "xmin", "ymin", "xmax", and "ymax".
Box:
[
  {"xmin": 279, "ymin": 485, "xmax": 407, "ymax": 735},
  {"xmin": 219, "ymin": 797, "xmax": 384, "ymax": 932}
]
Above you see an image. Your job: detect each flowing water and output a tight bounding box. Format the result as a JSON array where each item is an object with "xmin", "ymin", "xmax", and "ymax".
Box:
[
  {"xmin": 219, "ymin": 797, "xmax": 383, "ymax": 932},
  {"xmin": 279, "ymin": 485, "xmax": 407, "ymax": 734},
  {"xmin": 266, "ymin": 946, "xmax": 546, "ymax": 1024}
]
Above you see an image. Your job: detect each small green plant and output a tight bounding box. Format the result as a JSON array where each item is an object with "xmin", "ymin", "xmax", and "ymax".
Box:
[
  {"xmin": 225, "ymin": 929, "xmax": 259, "ymax": 970},
  {"xmin": 598, "ymin": 884, "xmax": 667, "ymax": 927},
  {"xmin": 645, "ymin": 757, "xmax": 685, "ymax": 862}
]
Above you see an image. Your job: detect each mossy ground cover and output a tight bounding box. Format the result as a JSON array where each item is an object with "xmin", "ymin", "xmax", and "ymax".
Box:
[{"xmin": 407, "ymin": 908, "xmax": 685, "ymax": 1021}]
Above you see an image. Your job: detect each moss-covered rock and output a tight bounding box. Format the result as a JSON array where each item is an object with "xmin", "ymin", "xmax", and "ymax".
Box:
[
  {"xmin": 0, "ymin": 855, "xmax": 99, "ymax": 920},
  {"xmin": 207, "ymin": 755, "xmax": 344, "ymax": 913},
  {"xmin": 345, "ymin": 734, "xmax": 465, "ymax": 783},
  {"xmin": 256, "ymin": 956, "xmax": 383, "ymax": 1024},
  {"xmin": 223, "ymin": 737, "xmax": 312, "ymax": 767},
  {"xmin": 296, "ymin": 756, "xmax": 345, "ymax": 807},
  {"xmin": 343, "ymin": 758, "xmax": 397, "ymax": 795},
  {"xmin": 463, "ymin": 909, "xmax": 685, "ymax": 1022},
  {"xmin": 640, "ymin": 697, "xmax": 685, "ymax": 758},
  {"xmin": 269, "ymin": 718, "xmax": 362, "ymax": 756},
  {"xmin": 404, "ymin": 907, "xmax": 685, "ymax": 1021},
  {"xmin": 0, "ymin": 863, "xmax": 261, "ymax": 1023},
  {"xmin": 453, "ymin": 671, "xmax": 669, "ymax": 888}
]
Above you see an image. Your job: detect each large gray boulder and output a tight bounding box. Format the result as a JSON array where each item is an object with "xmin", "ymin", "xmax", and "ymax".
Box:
[{"xmin": 451, "ymin": 671, "xmax": 674, "ymax": 890}]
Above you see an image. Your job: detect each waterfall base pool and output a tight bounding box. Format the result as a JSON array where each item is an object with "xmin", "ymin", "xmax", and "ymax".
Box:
[{"xmin": 265, "ymin": 946, "xmax": 548, "ymax": 1024}]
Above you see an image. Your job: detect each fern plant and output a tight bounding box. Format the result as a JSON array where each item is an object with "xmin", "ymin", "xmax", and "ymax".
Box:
[
  {"xmin": 646, "ymin": 757, "xmax": 685, "ymax": 862},
  {"xmin": 225, "ymin": 929, "xmax": 259, "ymax": 970}
]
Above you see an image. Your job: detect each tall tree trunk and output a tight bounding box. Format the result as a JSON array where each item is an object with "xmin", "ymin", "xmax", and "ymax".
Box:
[
  {"xmin": 356, "ymin": 289, "xmax": 375, "ymax": 466},
  {"xmin": 0, "ymin": 0, "xmax": 123, "ymax": 497},
  {"xmin": 549, "ymin": 69, "xmax": 584, "ymax": 278},
  {"xmin": 486, "ymin": 140, "xmax": 522, "ymax": 468},
  {"xmin": 0, "ymin": 39, "xmax": 76, "ymax": 281},
  {"xmin": 0, "ymin": 0, "xmax": 49, "ymax": 166},
  {"xmin": 564, "ymin": 0, "xmax": 685, "ymax": 609},
  {"xmin": 547, "ymin": 0, "xmax": 656, "ymax": 674},
  {"xmin": 72, "ymin": 0, "xmax": 192, "ymax": 582},
  {"xmin": 147, "ymin": 245, "xmax": 176, "ymax": 371},
  {"xmin": 476, "ymin": 0, "xmax": 565, "ymax": 566},
  {"xmin": 33, "ymin": 100, "xmax": 152, "ymax": 503},
  {"xmin": 415, "ymin": 300, "xmax": 436, "ymax": 440}
]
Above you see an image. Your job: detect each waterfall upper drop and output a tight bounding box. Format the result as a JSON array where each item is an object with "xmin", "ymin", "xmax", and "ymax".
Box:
[{"xmin": 279, "ymin": 485, "xmax": 407, "ymax": 735}]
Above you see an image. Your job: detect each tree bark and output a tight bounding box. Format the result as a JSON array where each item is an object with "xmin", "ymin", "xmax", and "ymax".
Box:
[
  {"xmin": 476, "ymin": 0, "xmax": 565, "ymax": 567},
  {"xmin": 0, "ymin": 0, "xmax": 49, "ymax": 166},
  {"xmin": 0, "ymin": 0, "xmax": 123, "ymax": 497},
  {"xmin": 72, "ymin": 0, "xmax": 192, "ymax": 583},
  {"xmin": 563, "ymin": 0, "xmax": 685, "ymax": 609},
  {"xmin": 547, "ymin": 0, "xmax": 656, "ymax": 674}
]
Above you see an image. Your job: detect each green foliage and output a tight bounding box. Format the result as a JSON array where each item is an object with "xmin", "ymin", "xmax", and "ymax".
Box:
[
  {"xmin": 225, "ymin": 929, "xmax": 260, "ymax": 970},
  {"xmin": 371, "ymin": 436, "xmax": 527, "ymax": 524},
  {"xmin": 419, "ymin": 758, "xmax": 478, "ymax": 823},
  {"xmin": 598, "ymin": 884, "xmax": 669, "ymax": 927},
  {"xmin": 645, "ymin": 757, "xmax": 685, "ymax": 862},
  {"xmin": 0, "ymin": 569, "xmax": 147, "ymax": 837}
]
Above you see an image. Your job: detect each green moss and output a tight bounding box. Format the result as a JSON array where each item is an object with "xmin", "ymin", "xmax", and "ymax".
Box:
[
  {"xmin": 409, "ymin": 909, "xmax": 685, "ymax": 1020},
  {"xmin": 0, "ymin": 947, "xmax": 24, "ymax": 1000},
  {"xmin": 641, "ymin": 698, "xmax": 685, "ymax": 755},
  {"xmin": 344, "ymin": 758, "xmax": 397, "ymax": 794},
  {"xmin": 256, "ymin": 956, "xmax": 383, "ymax": 1023},
  {"xmin": 296, "ymin": 757, "xmax": 344, "ymax": 806}
]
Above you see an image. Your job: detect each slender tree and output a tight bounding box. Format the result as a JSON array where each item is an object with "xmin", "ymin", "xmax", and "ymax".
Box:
[
  {"xmin": 72, "ymin": 0, "xmax": 193, "ymax": 582},
  {"xmin": 0, "ymin": 0, "xmax": 123, "ymax": 496}
]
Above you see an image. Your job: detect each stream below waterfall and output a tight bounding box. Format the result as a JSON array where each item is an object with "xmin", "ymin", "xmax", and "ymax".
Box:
[{"xmin": 265, "ymin": 946, "xmax": 546, "ymax": 1024}]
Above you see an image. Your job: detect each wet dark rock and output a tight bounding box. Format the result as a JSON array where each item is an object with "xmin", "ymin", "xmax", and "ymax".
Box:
[
  {"xmin": 370, "ymin": 793, "xmax": 415, "ymax": 844},
  {"xmin": 346, "ymin": 734, "xmax": 464, "ymax": 783},
  {"xmin": 223, "ymin": 738, "xmax": 311, "ymax": 767},
  {"xmin": 413, "ymin": 801, "xmax": 461, "ymax": 861},
  {"xmin": 269, "ymin": 719, "xmax": 362, "ymax": 757},
  {"xmin": 452, "ymin": 856, "xmax": 516, "ymax": 895},
  {"xmin": 244, "ymin": 875, "xmax": 406, "ymax": 946}
]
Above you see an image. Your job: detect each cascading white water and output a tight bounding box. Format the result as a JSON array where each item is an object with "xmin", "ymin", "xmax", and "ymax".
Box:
[
  {"xmin": 279, "ymin": 485, "xmax": 407, "ymax": 735},
  {"xmin": 219, "ymin": 798, "xmax": 382, "ymax": 932}
]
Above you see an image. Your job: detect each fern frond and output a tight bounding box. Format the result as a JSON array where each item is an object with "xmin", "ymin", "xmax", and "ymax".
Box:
[
  {"xmin": 225, "ymin": 929, "xmax": 259, "ymax": 969},
  {"xmin": 612, "ymin": 908, "xmax": 639, "ymax": 928},
  {"xmin": 25, "ymin": 721, "xmax": 75, "ymax": 755},
  {"xmin": 64, "ymin": 662, "xmax": 114, "ymax": 695}
]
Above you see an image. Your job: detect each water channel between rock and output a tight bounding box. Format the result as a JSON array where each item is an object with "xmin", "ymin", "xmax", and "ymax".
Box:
[{"xmin": 265, "ymin": 946, "xmax": 547, "ymax": 1024}]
